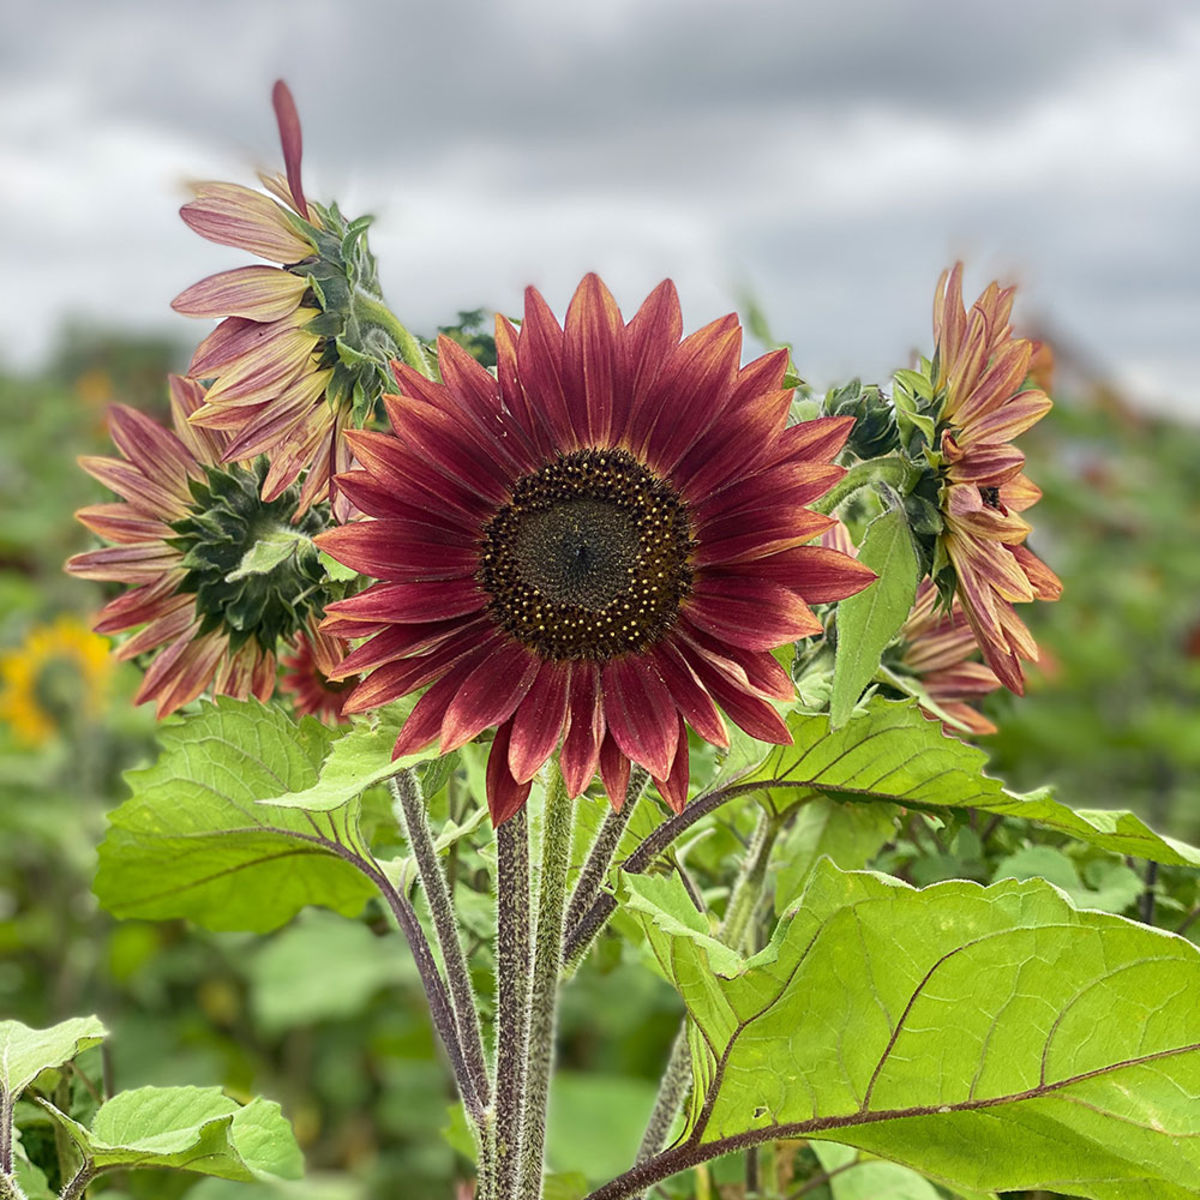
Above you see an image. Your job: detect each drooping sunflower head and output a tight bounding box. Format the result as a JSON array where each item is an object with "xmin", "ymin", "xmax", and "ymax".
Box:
[
  {"xmin": 66, "ymin": 376, "xmax": 340, "ymax": 717},
  {"xmin": 919, "ymin": 264, "xmax": 1062, "ymax": 695},
  {"xmin": 173, "ymin": 81, "xmax": 405, "ymax": 517},
  {"xmin": 317, "ymin": 274, "xmax": 875, "ymax": 823}
]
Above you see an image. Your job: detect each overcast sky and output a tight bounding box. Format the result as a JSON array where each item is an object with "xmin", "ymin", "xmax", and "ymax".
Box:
[{"xmin": 4, "ymin": 0, "xmax": 1199, "ymax": 416}]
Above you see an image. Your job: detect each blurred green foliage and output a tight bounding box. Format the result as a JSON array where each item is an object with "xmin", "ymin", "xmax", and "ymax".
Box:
[{"xmin": 2, "ymin": 334, "xmax": 1198, "ymax": 1199}]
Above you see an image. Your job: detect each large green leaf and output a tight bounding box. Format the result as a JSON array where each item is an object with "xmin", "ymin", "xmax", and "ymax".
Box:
[
  {"xmin": 43, "ymin": 1085, "xmax": 302, "ymax": 1181},
  {"xmin": 772, "ymin": 796, "xmax": 899, "ymax": 915},
  {"xmin": 262, "ymin": 700, "xmax": 440, "ymax": 812},
  {"xmin": 740, "ymin": 698, "xmax": 1200, "ymax": 866},
  {"xmin": 95, "ymin": 699, "xmax": 376, "ymax": 932},
  {"xmin": 0, "ymin": 1016, "xmax": 107, "ymax": 1105},
  {"xmin": 830, "ymin": 509, "xmax": 918, "ymax": 727},
  {"xmin": 626, "ymin": 862, "xmax": 1200, "ymax": 1199}
]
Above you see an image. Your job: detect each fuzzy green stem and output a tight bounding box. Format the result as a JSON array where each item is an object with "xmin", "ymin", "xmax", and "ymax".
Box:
[
  {"xmin": 810, "ymin": 455, "xmax": 915, "ymax": 515},
  {"xmin": 390, "ymin": 772, "xmax": 490, "ymax": 1112},
  {"xmin": 633, "ymin": 1028, "xmax": 691, "ymax": 1170},
  {"xmin": 58, "ymin": 1162, "xmax": 93, "ymax": 1200},
  {"xmin": 518, "ymin": 762, "xmax": 575, "ymax": 1199},
  {"xmin": 564, "ymin": 769, "xmax": 649, "ymax": 942},
  {"xmin": 0, "ymin": 1173, "xmax": 28, "ymax": 1200},
  {"xmin": 631, "ymin": 810, "xmax": 782, "ymax": 1189},
  {"xmin": 494, "ymin": 807, "xmax": 532, "ymax": 1200},
  {"xmin": 353, "ymin": 291, "xmax": 435, "ymax": 378},
  {"xmin": 721, "ymin": 810, "xmax": 779, "ymax": 953}
]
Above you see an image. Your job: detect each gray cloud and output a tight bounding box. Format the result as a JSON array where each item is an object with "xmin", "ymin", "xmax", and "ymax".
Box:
[{"xmin": 4, "ymin": 0, "xmax": 1200, "ymax": 417}]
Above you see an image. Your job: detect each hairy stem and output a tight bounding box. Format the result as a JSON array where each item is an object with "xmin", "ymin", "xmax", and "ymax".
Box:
[
  {"xmin": 358, "ymin": 854, "xmax": 481, "ymax": 1118},
  {"xmin": 0, "ymin": 1172, "xmax": 28, "ymax": 1200},
  {"xmin": 633, "ymin": 1028, "xmax": 691, "ymax": 1169},
  {"xmin": 353, "ymin": 291, "xmax": 435, "ymax": 378},
  {"xmin": 390, "ymin": 771, "xmax": 490, "ymax": 1109},
  {"xmin": 519, "ymin": 763, "xmax": 575, "ymax": 1199},
  {"xmin": 58, "ymin": 1163, "xmax": 93, "ymax": 1200},
  {"xmin": 494, "ymin": 807, "xmax": 532, "ymax": 1200},
  {"xmin": 564, "ymin": 769, "xmax": 649, "ymax": 940},
  {"xmin": 809, "ymin": 454, "xmax": 915, "ymax": 515},
  {"xmin": 632, "ymin": 810, "xmax": 782, "ymax": 1189}
]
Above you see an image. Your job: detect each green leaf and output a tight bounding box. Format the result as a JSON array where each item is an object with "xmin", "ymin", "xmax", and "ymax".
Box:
[
  {"xmin": 831, "ymin": 510, "xmax": 919, "ymax": 727},
  {"xmin": 0, "ymin": 1015, "xmax": 107, "ymax": 1105},
  {"xmin": 546, "ymin": 1073, "xmax": 659, "ymax": 1183},
  {"xmin": 245, "ymin": 911, "xmax": 417, "ymax": 1033},
  {"xmin": 95, "ymin": 699, "xmax": 376, "ymax": 933},
  {"xmin": 43, "ymin": 1085, "xmax": 302, "ymax": 1181},
  {"xmin": 630, "ymin": 860, "xmax": 1200, "ymax": 1199},
  {"xmin": 741, "ymin": 698, "xmax": 1200, "ymax": 866},
  {"xmin": 262, "ymin": 701, "xmax": 439, "ymax": 811},
  {"xmin": 992, "ymin": 846, "xmax": 1144, "ymax": 914},
  {"xmin": 812, "ymin": 1141, "xmax": 941, "ymax": 1200},
  {"xmin": 773, "ymin": 797, "xmax": 899, "ymax": 915},
  {"xmin": 316, "ymin": 548, "xmax": 358, "ymax": 583},
  {"xmin": 225, "ymin": 530, "xmax": 311, "ymax": 582}
]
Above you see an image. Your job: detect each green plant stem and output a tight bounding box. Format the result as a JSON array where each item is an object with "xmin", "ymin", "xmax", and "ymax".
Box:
[
  {"xmin": 564, "ymin": 768, "xmax": 649, "ymax": 940},
  {"xmin": 58, "ymin": 1163, "xmax": 93, "ymax": 1200},
  {"xmin": 0, "ymin": 1173, "xmax": 28, "ymax": 1200},
  {"xmin": 810, "ymin": 455, "xmax": 915, "ymax": 514},
  {"xmin": 632, "ymin": 810, "xmax": 782, "ymax": 1186},
  {"xmin": 353, "ymin": 291, "xmax": 434, "ymax": 378},
  {"xmin": 518, "ymin": 762, "xmax": 575, "ymax": 1200},
  {"xmin": 632, "ymin": 1028, "xmax": 691, "ymax": 1169},
  {"xmin": 390, "ymin": 772, "xmax": 491, "ymax": 1112},
  {"xmin": 494, "ymin": 807, "xmax": 532, "ymax": 1200}
]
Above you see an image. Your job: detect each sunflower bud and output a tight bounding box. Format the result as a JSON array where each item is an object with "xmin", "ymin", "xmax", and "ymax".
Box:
[{"xmin": 823, "ymin": 380, "xmax": 899, "ymax": 459}]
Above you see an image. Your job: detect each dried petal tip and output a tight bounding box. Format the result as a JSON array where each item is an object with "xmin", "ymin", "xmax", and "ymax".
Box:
[{"xmin": 272, "ymin": 80, "xmax": 308, "ymax": 220}]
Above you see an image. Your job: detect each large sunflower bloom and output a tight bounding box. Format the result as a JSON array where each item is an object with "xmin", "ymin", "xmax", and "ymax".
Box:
[
  {"xmin": 931, "ymin": 264, "xmax": 1062, "ymax": 694},
  {"xmin": 66, "ymin": 376, "xmax": 329, "ymax": 716},
  {"xmin": 317, "ymin": 275, "xmax": 875, "ymax": 823}
]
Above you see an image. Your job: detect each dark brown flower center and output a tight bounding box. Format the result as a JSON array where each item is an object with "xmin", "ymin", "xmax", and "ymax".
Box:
[
  {"xmin": 478, "ymin": 448, "xmax": 693, "ymax": 661},
  {"xmin": 980, "ymin": 485, "xmax": 1002, "ymax": 508}
]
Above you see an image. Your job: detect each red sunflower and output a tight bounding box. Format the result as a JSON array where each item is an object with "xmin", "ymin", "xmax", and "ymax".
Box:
[{"xmin": 317, "ymin": 275, "xmax": 874, "ymax": 823}]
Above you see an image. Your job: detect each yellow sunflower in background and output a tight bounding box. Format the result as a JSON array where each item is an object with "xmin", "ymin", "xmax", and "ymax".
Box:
[{"xmin": 0, "ymin": 616, "xmax": 114, "ymax": 745}]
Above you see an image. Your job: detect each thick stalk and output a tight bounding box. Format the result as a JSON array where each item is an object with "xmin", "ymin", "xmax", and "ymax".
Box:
[
  {"xmin": 494, "ymin": 807, "xmax": 532, "ymax": 1200},
  {"xmin": 390, "ymin": 772, "xmax": 490, "ymax": 1109},
  {"xmin": 518, "ymin": 763, "xmax": 575, "ymax": 1199},
  {"xmin": 632, "ymin": 810, "xmax": 781, "ymax": 1184}
]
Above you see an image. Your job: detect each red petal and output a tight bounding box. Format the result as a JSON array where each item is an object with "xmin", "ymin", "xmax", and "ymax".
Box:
[
  {"xmin": 599, "ymin": 733, "xmax": 631, "ymax": 810},
  {"xmin": 647, "ymin": 642, "xmax": 728, "ymax": 748},
  {"xmin": 439, "ymin": 642, "xmax": 540, "ymax": 753},
  {"xmin": 563, "ymin": 273, "xmax": 624, "ymax": 446},
  {"xmin": 487, "ymin": 720, "xmax": 533, "ymax": 825},
  {"xmin": 687, "ymin": 576, "xmax": 822, "ymax": 650},
  {"xmin": 389, "ymin": 645, "xmax": 496, "ymax": 757},
  {"xmin": 272, "ymin": 80, "xmax": 309, "ymax": 219},
  {"xmin": 508, "ymin": 661, "xmax": 573, "ymax": 784},
  {"xmin": 518, "ymin": 286, "xmax": 575, "ymax": 450},
  {"xmin": 654, "ymin": 718, "xmax": 690, "ymax": 813},
  {"xmin": 559, "ymin": 662, "xmax": 604, "ymax": 797},
  {"xmin": 729, "ymin": 546, "xmax": 877, "ymax": 604},
  {"xmin": 601, "ymin": 657, "xmax": 678, "ymax": 780},
  {"xmin": 321, "ymin": 578, "xmax": 488, "ymax": 625},
  {"xmin": 317, "ymin": 520, "xmax": 478, "ymax": 579}
]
